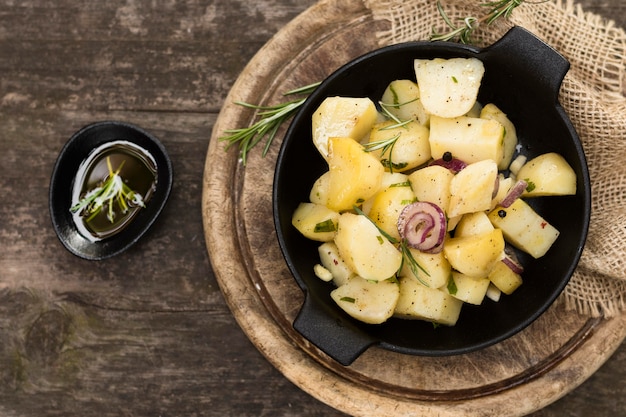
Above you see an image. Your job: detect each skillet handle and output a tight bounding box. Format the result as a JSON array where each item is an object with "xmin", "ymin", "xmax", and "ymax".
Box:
[
  {"xmin": 481, "ymin": 26, "xmax": 570, "ymax": 100},
  {"xmin": 293, "ymin": 294, "xmax": 375, "ymax": 366}
]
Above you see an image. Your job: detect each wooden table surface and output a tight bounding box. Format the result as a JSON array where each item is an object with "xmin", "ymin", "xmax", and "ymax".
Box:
[{"xmin": 1, "ymin": 1, "xmax": 624, "ymax": 416}]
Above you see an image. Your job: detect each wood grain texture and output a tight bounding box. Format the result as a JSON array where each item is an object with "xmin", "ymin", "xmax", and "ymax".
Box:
[{"xmin": 0, "ymin": 1, "xmax": 624, "ymax": 416}]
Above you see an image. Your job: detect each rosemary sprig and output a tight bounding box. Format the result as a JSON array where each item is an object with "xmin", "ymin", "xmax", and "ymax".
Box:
[
  {"xmin": 363, "ymin": 104, "xmax": 414, "ymax": 173},
  {"xmin": 431, "ymin": 1, "xmax": 479, "ymax": 44},
  {"xmin": 431, "ymin": 0, "xmax": 539, "ymax": 44},
  {"xmin": 363, "ymin": 133, "xmax": 401, "ymax": 155},
  {"xmin": 363, "ymin": 132, "xmax": 402, "ymax": 173},
  {"xmin": 220, "ymin": 82, "xmax": 321, "ymax": 164},
  {"xmin": 353, "ymin": 205, "xmax": 430, "ymax": 286},
  {"xmin": 70, "ymin": 157, "xmax": 145, "ymax": 223}
]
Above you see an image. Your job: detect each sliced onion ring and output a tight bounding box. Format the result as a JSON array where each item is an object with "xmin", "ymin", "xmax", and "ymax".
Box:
[
  {"xmin": 500, "ymin": 179, "xmax": 528, "ymax": 208},
  {"xmin": 492, "ymin": 176, "xmax": 500, "ymax": 199},
  {"xmin": 397, "ymin": 202, "xmax": 447, "ymax": 253},
  {"xmin": 429, "ymin": 156, "xmax": 467, "ymax": 174},
  {"xmin": 502, "ymin": 246, "xmax": 524, "ymax": 274}
]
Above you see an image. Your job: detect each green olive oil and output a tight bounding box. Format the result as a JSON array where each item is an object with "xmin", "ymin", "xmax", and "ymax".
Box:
[{"xmin": 71, "ymin": 141, "xmax": 157, "ymax": 241}]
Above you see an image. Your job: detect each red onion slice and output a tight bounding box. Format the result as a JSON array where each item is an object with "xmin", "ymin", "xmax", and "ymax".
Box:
[
  {"xmin": 397, "ymin": 202, "xmax": 447, "ymax": 253},
  {"xmin": 492, "ymin": 176, "xmax": 500, "ymax": 199},
  {"xmin": 429, "ymin": 153, "xmax": 467, "ymax": 174},
  {"xmin": 502, "ymin": 246, "xmax": 524, "ymax": 274},
  {"xmin": 500, "ymin": 179, "xmax": 528, "ymax": 208}
]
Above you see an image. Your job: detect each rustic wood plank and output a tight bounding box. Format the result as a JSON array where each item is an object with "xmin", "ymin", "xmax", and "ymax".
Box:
[{"xmin": 0, "ymin": 0, "xmax": 624, "ymax": 416}]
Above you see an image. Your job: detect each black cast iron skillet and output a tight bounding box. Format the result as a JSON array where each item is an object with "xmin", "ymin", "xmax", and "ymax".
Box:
[{"xmin": 273, "ymin": 27, "xmax": 591, "ymax": 366}]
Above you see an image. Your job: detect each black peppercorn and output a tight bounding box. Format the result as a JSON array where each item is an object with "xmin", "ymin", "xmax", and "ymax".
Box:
[
  {"xmin": 443, "ymin": 151, "xmax": 453, "ymax": 162},
  {"xmin": 498, "ymin": 209, "xmax": 507, "ymax": 218}
]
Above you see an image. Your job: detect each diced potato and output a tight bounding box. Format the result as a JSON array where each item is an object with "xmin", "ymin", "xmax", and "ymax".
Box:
[
  {"xmin": 448, "ymin": 159, "xmax": 498, "ymax": 218},
  {"xmin": 465, "ymin": 101, "xmax": 483, "ymax": 118},
  {"xmin": 368, "ymin": 120, "xmax": 431, "ymax": 172},
  {"xmin": 400, "ymin": 248, "xmax": 451, "ymax": 289},
  {"xmin": 443, "ymin": 229, "xmax": 505, "ymax": 278},
  {"xmin": 454, "ymin": 211, "xmax": 494, "ymax": 237},
  {"xmin": 380, "ymin": 79, "xmax": 430, "ymax": 125},
  {"xmin": 487, "ymin": 199, "xmax": 559, "ymax": 259},
  {"xmin": 447, "ymin": 271, "xmax": 490, "ymax": 305},
  {"xmin": 368, "ymin": 183, "xmax": 416, "ymax": 240},
  {"xmin": 394, "ymin": 276, "xmax": 463, "ymax": 326},
  {"xmin": 408, "ymin": 165, "xmax": 454, "ymax": 214},
  {"xmin": 334, "ymin": 212, "xmax": 402, "ymax": 281},
  {"xmin": 326, "ymin": 137, "xmax": 384, "ymax": 212},
  {"xmin": 311, "ymin": 96, "xmax": 378, "ymax": 159},
  {"xmin": 313, "ymin": 264, "xmax": 333, "ymax": 282},
  {"xmin": 360, "ymin": 172, "xmax": 409, "ymax": 215},
  {"xmin": 516, "ymin": 152, "xmax": 577, "ymax": 197},
  {"xmin": 486, "ymin": 283, "xmax": 502, "ymax": 302},
  {"xmin": 380, "ymin": 172, "xmax": 410, "ymax": 188},
  {"xmin": 309, "ymin": 171, "xmax": 330, "ymax": 205},
  {"xmin": 429, "ymin": 115, "xmax": 505, "ymax": 165},
  {"xmin": 447, "ymin": 215, "xmax": 463, "ymax": 232},
  {"xmin": 317, "ymin": 242, "xmax": 355, "ymax": 287},
  {"xmin": 480, "ymin": 103, "xmax": 518, "ymax": 170},
  {"xmin": 508, "ymin": 154, "xmax": 527, "ymax": 177},
  {"xmin": 331, "ymin": 276, "xmax": 400, "ymax": 324},
  {"xmin": 292, "ymin": 202, "xmax": 339, "ymax": 242},
  {"xmin": 414, "ymin": 57, "xmax": 485, "ymax": 118},
  {"xmin": 488, "ymin": 260, "xmax": 523, "ymax": 295}
]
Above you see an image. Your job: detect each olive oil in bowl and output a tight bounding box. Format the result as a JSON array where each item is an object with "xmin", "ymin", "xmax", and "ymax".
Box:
[{"xmin": 71, "ymin": 141, "xmax": 157, "ymax": 241}]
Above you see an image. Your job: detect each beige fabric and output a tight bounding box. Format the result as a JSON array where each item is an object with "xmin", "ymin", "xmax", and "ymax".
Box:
[{"xmin": 366, "ymin": 0, "xmax": 626, "ymax": 317}]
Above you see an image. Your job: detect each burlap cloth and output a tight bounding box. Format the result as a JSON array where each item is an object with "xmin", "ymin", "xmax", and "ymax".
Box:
[{"xmin": 364, "ymin": 0, "xmax": 626, "ymax": 318}]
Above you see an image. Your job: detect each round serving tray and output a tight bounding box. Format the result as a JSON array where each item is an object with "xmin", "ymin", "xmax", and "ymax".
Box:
[{"xmin": 202, "ymin": 0, "xmax": 626, "ymax": 415}]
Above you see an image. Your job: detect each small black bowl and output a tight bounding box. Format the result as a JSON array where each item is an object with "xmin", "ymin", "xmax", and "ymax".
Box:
[
  {"xmin": 50, "ymin": 121, "xmax": 173, "ymax": 260},
  {"xmin": 273, "ymin": 27, "xmax": 591, "ymax": 365}
]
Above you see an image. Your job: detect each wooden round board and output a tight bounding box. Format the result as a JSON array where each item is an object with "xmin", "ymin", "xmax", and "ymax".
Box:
[{"xmin": 202, "ymin": 0, "xmax": 626, "ymax": 415}]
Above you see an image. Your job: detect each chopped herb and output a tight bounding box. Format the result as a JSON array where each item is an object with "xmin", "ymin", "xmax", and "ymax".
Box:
[
  {"xmin": 451, "ymin": 76, "xmax": 458, "ymax": 83},
  {"xmin": 389, "ymin": 84, "xmax": 400, "ymax": 107},
  {"xmin": 340, "ymin": 297, "xmax": 356, "ymax": 303},
  {"xmin": 376, "ymin": 235, "xmax": 384, "ymax": 245},
  {"xmin": 390, "ymin": 181, "xmax": 411, "ymax": 188},
  {"xmin": 381, "ymin": 159, "xmax": 408, "ymax": 171},
  {"xmin": 525, "ymin": 179, "xmax": 536, "ymax": 192},
  {"xmin": 446, "ymin": 274, "xmax": 458, "ymax": 295},
  {"xmin": 314, "ymin": 219, "xmax": 336, "ymax": 233}
]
